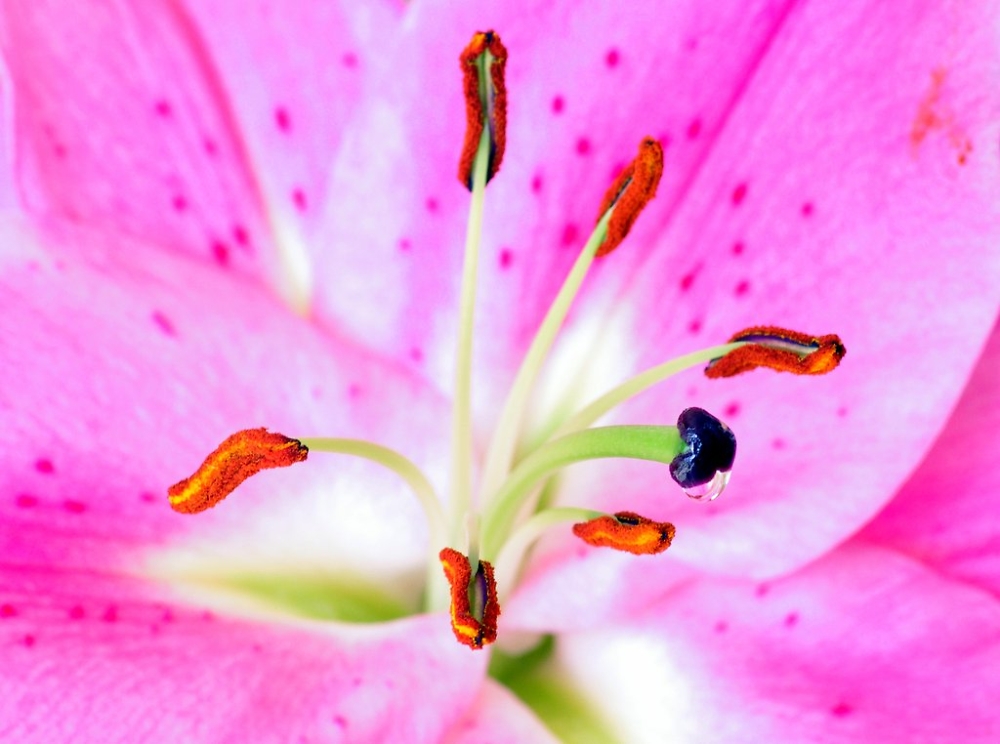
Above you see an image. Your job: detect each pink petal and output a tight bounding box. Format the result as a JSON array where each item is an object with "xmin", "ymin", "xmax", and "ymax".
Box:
[
  {"xmin": 861, "ymin": 316, "xmax": 1000, "ymax": 597},
  {"xmin": 550, "ymin": 544, "xmax": 1000, "ymax": 742},
  {"xmin": 536, "ymin": 0, "xmax": 1000, "ymax": 577},
  {"xmin": 0, "ymin": 223, "xmax": 449, "ymax": 589},
  {"xmin": 0, "ymin": 564, "xmax": 485, "ymax": 742},
  {"xmin": 444, "ymin": 680, "xmax": 559, "ymax": 744}
]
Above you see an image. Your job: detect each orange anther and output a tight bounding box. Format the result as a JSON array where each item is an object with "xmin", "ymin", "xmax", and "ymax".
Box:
[
  {"xmin": 457, "ymin": 31, "xmax": 508, "ymax": 190},
  {"xmin": 595, "ymin": 137, "xmax": 664, "ymax": 256},
  {"xmin": 439, "ymin": 547, "xmax": 500, "ymax": 649},
  {"xmin": 572, "ymin": 511, "xmax": 676, "ymax": 555},
  {"xmin": 705, "ymin": 326, "xmax": 846, "ymax": 379}
]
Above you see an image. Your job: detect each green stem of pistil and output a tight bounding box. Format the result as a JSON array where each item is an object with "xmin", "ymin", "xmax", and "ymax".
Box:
[
  {"xmin": 551, "ymin": 343, "xmax": 746, "ymax": 438},
  {"xmin": 299, "ymin": 437, "xmax": 449, "ymax": 611},
  {"xmin": 494, "ymin": 506, "xmax": 603, "ymax": 599},
  {"xmin": 449, "ymin": 128, "xmax": 491, "ymax": 551},
  {"xmin": 480, "ymin": 425, "xmax": 684, "ymax": 560},
  {"xmin": 478, "ymin": 211, "xmax": 613, "ymax": 510}
]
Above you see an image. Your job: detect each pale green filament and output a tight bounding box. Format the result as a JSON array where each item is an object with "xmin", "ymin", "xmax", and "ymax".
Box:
[
  {"xmin": 550, "ymin": 343, "xmax": 746, "ymax": 438},
  {"xmin": 480, "ymin": 425, "xmax": 684, "ymax": 560},
  {"xmin": 479, "ymin": 211, "xmax": 613, "ymax": 510},
  {"xmin": 494, "ymin": 507, "xmax": 603, "ymax": 599},
  {"xmin": 449, "ymin": 127, "xmax": 491, "ymax": 550},
  {"xmin": 299, "ymin": 437, "xmax": 449, "ymax": 610}
]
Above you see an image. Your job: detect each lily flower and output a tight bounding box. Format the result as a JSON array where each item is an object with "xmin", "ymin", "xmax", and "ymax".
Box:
[{"xmin": 2, "ymin": 1, "xmax": 1000, "ymax": 742}]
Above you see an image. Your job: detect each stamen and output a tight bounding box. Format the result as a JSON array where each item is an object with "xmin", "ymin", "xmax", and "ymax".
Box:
[
  {"xmin": 595, "ymin": 137, "xmax": 664, "ymax": 256},
  {"xmin": 572, "ymin": 511, "xmax": 676, "ymax": 555},
  {"xmin": 705, "ymin": 326, "xmax": 846, "ymax": 378},
  {"xmin": 457, "ymin": 31, "xmax": 508, "ymax": 189},
  {"xmin": 439, "ymin": 547, "xmax": 500, "ymax": 649},
  {"xmin": 168, "ymin": 428, "xmax": 307, "ymax": 514},
  {"xmin": 669, "ymin": 407, "xmax": 736, "ymax": 501}
]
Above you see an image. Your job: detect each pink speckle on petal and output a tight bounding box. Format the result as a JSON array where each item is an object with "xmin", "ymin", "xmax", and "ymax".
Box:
[
  {"xmin": 204, "ymin": 138, "xmax": 218, "ymax": 156},
  {"xmin": 154, "ymin": 100, "xmax": 172, "ymax": 117},
  {"xmin": 334, "ymin": 716, "xmax": 348, "ymax": 729},
  {"xmin": 784, "ymin": 611, "xmax": 799, "ymax": 627},
  {"xmin": 772, "ymin": 438, "xmax": 787, "ymax": 450},
  {"xmin": 801, "ymin": 202, "xmax": 815, "ymax": 217},
  {"xmin": 275, "ymin": 107, "xmax": 291, "ymax": 133},
  {"xmin": 139, "ymin": 491, "xmax": 157, "ymax": 504},
  {"xmin": 688, "ymin": 319, "xmax": 702, "ymax": 334},
  {"xmin": 398, "ymin": 238, "xmax": 412, "ymax": 253},
  {"xmin": 425, "ymin": 198, "xmax": 439, "ymax": 213},
  {"xmin": 15, "ymin": 494, "xmax": 38, "ymax": 509},
  {"xmin": 734, "ymin": 279, "xmax": 751, "ymax": 297},
  {"xmin": 561, "ymin": 223, "xmax": 579, "ymax": 247},
  {"xmin": 68, "ymin": 605, "xmax": 85, "ymax": 620},
  {"xmin": 724, "ymin": 401, "xmax": 741, "ymax": 417},
  {"xmin": 171, "ymin": 194, "xmax": 187, "ymax": 212},
  {"xmin": 576, "ymin": 138, "xmax": 591, "ymax": 156},
  {"xmin": 348, "ymin": 384, "xmax": 362, "ymax": 399},
  {"xmin": 212, "ymin": 242, "xmax": 230, "ymax": 266},
  {"xmin": 22, "ymin": 635, "xmax": 35, "ymax": 648},
  {"xmin": 233, "ymin": 225, "xmax": 249, "ymax": 247},
  {"xmin": 831, "ymin": 703, "xmax": 854, "ymax": 718},
  {"xmin": 499, "ymin": 248, "xmax": 514, "ymax": 270},
  {"xmin": 35, "ymin": 459, "xmax": 55, "ymax": 474},
  {"xmin": 409, "ymin": 347, "xmax": 423, "ymax": 363},
  {"xmin": 0, "ymin": 604, "xmax": 16, "ymax": 618},
  {"xmin": 687, "ymin": 119, "xmax": 702, "ymax": 139},
  {"xmin": 732, "ymin": 241, "xmax": 745, "ymax": 256},
  {"xmin": 102, "ymin": 606, "xmax": 118, "ymax": 623},
  {"xmin": 151, "ymin": 311, "xmax": 176, "ymax": 337},
  {"xmin": 714, "ymin": 620, "xmax": 728, "ymax": 634},
  {"xmin": 342, "ymin": 52, "xmax": 358, "ymax": 68},
  {"xmin": 731, "ymin": 182, "xmax": 748, "ymax": 205},
  {"xmin": 756, "ymin": 583, "xmax": 770, "ymax": 597},
  {"xmin": 63, "ymin": 500, "xmax": 86, "ymax": 514},
  {"xmin": 531, "ymin": 174, "xmax": 543, "ymax": 193},
  {"xmin": 292, "ymin": 188, "xmax": 307, "ymax": 211},
  {"xmin": 837, "ymin": 406, "xmax": 849, "ymax": 418},
  {"xmin": 551, "ymin": 95, "xmax": 565, "ymax": 114},
  {"xmin": 605, "ymin": 48, "xmax": 620, "ymax": 67},
  {"xmin": 680, "ymin": 271, "xmax": 697, "ymax": 291}
]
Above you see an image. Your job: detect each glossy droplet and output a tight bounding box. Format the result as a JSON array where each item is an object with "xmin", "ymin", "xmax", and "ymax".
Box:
[{"xmin": 683, "ymin": 469, "xmax": 731, "ymax": 501}]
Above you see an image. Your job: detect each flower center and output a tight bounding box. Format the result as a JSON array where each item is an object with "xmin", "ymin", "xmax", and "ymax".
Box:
[{"xmin": 165, "ymin": 30, "xmax": 845, "ymax": 650}]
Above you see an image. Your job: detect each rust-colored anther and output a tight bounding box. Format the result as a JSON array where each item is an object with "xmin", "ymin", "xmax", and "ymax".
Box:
[
  {"xmin": 705, "ymin": 326, "xmax": 846, "ymax": 379},
  {"xmin": 457, "ymin": 30, "xmax": 508, "ymax": 190},
  {"xmin": 595, "ymin": 137, "xmax": 664, "ymax": 256},
  {"xmin": 168, "ymin": 428, "xmax": 308, "ymax": 514},
  {"xmin": 572, "ymin": 511, "xmax": 676, "ymax": 555},
  {"xmin": 439, "ymin": 547, "xmax": 500, "ymax": 649}
]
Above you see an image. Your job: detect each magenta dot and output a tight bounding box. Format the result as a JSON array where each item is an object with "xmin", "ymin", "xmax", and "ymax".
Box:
[
  {"xmin": 756, "ymin": 583, "xmax": 770, "ymax": 597},
  {"xmin": 731, "ymin": 241, "xmax": 745, "ymax": 256},
  {"xmin": 342, "ymin": 52, "xmax": 358, "ymax": 68},
  {"xmin": 23, "ymin": 635, "xmax": 35, "ymax": 648},
  {"xmin": 801, "ymin": 202, "xmax": 815, "ymax": 217},
  {"xmin": 714, "ymin": 620, "xmax": 728, "ymax": 634},
  {"xmin": 724, "ymin": 401, "xmax": 740, "ymax": 417},
  {"xmin": 575, "ymin": 138, "xmax": 591, "ymax": 156},
  {"xmin": 784, "ymin": 611, "xmax": 799, "ymax": 627},
  {"xmin": 233, "ymin": 224, "xmax": 249, "ymax": 246},
  {"xmin": 772, "ymin": 438, "xmax": 787, "ymax": 450},
  {"xmin": 35, "ymin": 459, "xmax": 55, "ymax": 475},
  {"xmin": 172, "ymin": 194, "xmax": 187, "ymax": 212},
  {"xmin": 15, "ymin": 494, "xmax": 38, "ymax": 509},
  {"xmin": 551, "ymin": 95, "xmax": 565, "ymax": 114},
  {"xmin": 68, "ymin": 605, "xmax": 85, "ymax": 620},
  {"xmin": 680, "ymin": 271, "xmax": 697, "ymax": 291},
  {"xmin": 837, "ymin": 406, "xmax": 849, "ymax": 418},
  {"xmin": 140, "ymin": 491, "xmax": 157, "ymax": 504},
  {"xmin": 154, "ymin": 100, "xmax": 172, "ymax": 117},
  {"xmin": 687, "ymin": 119, "xmax": 702, "ymax": 139},
  {"xmin": 561, "ymin": 223, "xmax": 579, "ymax": 247},
  {"xmin": 292, "ymin": 188, "xmax": 307, "ymax": 211},
  {"xmin": 0, "ymin": 604, "xmax": 16, "ymax": 618},
  {"xmin": 734, "ymin": 279, "xmax": 750, "ymax": 296},
  {"xmin": 605, "ymin": 48, "xmax": 620, "ymax": 67},
  {"xmin": 275, "ymin": 106, "xmax": 291, "ymax": 133},
  {"xmin": 425, "ymin": 198, "xmax": 439, "ymax": 213},
  {"xmin": 531, "ymin": 174, "xmax": 544, "ymax": 193},
  {"xmin": 831, "ymin": 703, "xmax": 853, "ymax": 718},
  {"xmin": 204, "ymin": 138, "xmax": 218, "ymax": 156},
  {"xmin": 212, "ymin": 241, "xmax": 230, "ymax": 266},
  {"xmin": 151, "ymin": 311, "xmax": 176, "ymax": 337},
  {"xmin": 688, "ymin": 319, "xmax": 702, "ymax": 334},
  {"xmin": 348, "ymin": 384, "xmax": 362, "ymax": 399},
  {"xmin": 731, "ymin": 182, "xmax": 747, "ymax": 206},
  {"xmin": 409, "ymin": 347, "xmax": 423, "ymax": 363},
  {"xmin": 53, "ymin": 143, "xmax": 67, "ymax": 159},
  {"xmin": 398, "ymin": 238, "xmax": 412, "ymax": 252},
  {"xmin": 334, "ymin": 715, "xmax": 348, "ymax": 729},
  {"xmin": 102, "ymin": 606, "xmax": 118, "ymax": 623},
  {"xmin": 498, "ymin": 248, "xmax": 514, "ymax": 270},
  {"xmin": 63, "ymin": 500, "xmax": 87, "ymax": 514}
]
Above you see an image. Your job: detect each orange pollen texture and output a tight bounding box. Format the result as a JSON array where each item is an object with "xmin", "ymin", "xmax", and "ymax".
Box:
[
  {"xmin": 705, "ymin": 326, "xmax": 846, "ymax": 379},
  {"xmin": 457, "ymin": 30, "xmax": 508, "ymax": 190},
  {"xmin": 167, "ymin": 428, "xmax": 308, "ymax": 514},
  {"xmin": 595, "ymin": 137, "xmax": 664, "ymax": 257},
  {"xmin": 439, "ymin": 547, "xmax": 501, "ymax": 649},
  {"xmin": 572, "ymin": 511, "xmax": 676, "ymax": 555}
]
